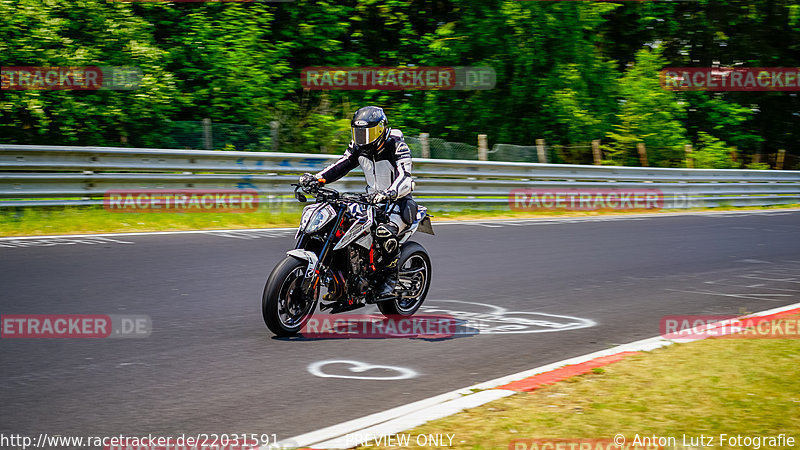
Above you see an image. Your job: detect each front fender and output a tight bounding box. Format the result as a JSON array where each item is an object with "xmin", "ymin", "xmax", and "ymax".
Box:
[{"xmin": 286, "ymin": 249, "xmax": 319, "ymax": 278}]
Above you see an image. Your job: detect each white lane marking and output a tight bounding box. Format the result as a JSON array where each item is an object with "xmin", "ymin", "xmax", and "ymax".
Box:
[
  {"xmin": 271, "ymin": 300, "xmax": 800, "ymax": 450},
  {"xmin": 457, "ymin": 222, "xmax": 504, "ymax": 228},
  {"xmin": 704, "ymin": 211, "xmax": 796, "ymax": 217},
  {"xmin": 203, "ymin": 229, "xmax": 296, "ymax": 240},
  {"xmin": 739, "ymin": 272, "xmax": 797, "ymax": 278},
  {"xmin": 705, "ymin": 282, "xmax": 800, "ymax": 293},
  {"xmin": 420, "ymin": 300, "xmax": 595, "ymax": 335},
  {"xmin": 0, "ymin": 227, "xmax": 297, "ymax": 241},
  {"xmin": 742, "ymin": 267, "xmax": 800, "ymax": 276},
  {"xmin": 739, "ymin": 274, "xmax": 800, "ymax": 284},
  {"xmin": 0, "ymin": 236, "xmax": 133, "ymax": 248},
  {"xmin": 307, "ymin": 360, "xmax": 417, "ymax": 381},
  {"xmin": 665, "ymin": 288, "xmax": 791, "ymax": 302}
]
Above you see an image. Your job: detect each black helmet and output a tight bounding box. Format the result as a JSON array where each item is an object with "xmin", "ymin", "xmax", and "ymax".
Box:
[{"xmin": 351, "ymin": 106, "xmax": 388, "ymax": 154}]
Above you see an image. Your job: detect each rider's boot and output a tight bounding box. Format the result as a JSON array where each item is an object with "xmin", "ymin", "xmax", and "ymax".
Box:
[{"xmin": 375, "ymin": 222, "xmax": 400, "ymax": 299}]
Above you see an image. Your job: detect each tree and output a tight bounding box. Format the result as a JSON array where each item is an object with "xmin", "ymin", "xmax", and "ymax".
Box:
[
  {"xmin": 0, "ymin": 0, "xmax": 179, "ymax": 146},
  {"xmin": 691, "ymin": 132, "xmax": 740, "ymax": 169},
  {"xmin": 605, "ymin": 46, "xmax": 688, "ymax": 166}
]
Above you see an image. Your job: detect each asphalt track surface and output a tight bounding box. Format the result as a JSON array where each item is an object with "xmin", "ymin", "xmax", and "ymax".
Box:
[{"xmin": 2, "ymin": 210, "xmax": 800, "ymax": 446}]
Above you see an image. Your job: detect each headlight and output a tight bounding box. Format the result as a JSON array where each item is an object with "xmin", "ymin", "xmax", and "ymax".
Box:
[{"xmin": 305, "ymin": 205, "xmax": 335, "ymax": 233}]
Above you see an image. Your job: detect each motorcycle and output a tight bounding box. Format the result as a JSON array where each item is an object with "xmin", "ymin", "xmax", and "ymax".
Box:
[{"xmin": 262, "ymin": 183, "xmax": 435, "ymax": 337}]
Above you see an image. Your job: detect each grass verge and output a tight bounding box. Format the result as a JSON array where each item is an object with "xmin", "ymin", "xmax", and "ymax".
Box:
[
  {"xmin": 358, "ymin": 314, "xmax": 800, "ymax": 450},
  {"xmin": 1, "ymin": 203, "xmax": 798, "ymax": 237},
  {"xmin": 434, "ymin": 203, "xmax": 800, "ymax": 221},
  {"xmin": 0, "ymin": 205, "xmax": 303, "ymax": 236}
]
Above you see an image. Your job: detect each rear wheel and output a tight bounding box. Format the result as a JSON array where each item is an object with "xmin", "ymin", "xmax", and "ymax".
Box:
[
  {"xmin": 378, "ymin": 241, "xmax": 432, "ymax": 317},
  {"xmin": 262, "ymin": 256, "xmax": 318, "ymax": 336}
]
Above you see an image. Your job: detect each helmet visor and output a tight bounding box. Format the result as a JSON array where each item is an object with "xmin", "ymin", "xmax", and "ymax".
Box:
[{"xmin": 352, "ymin": 123, "xmax": 385, "ymax": 146}]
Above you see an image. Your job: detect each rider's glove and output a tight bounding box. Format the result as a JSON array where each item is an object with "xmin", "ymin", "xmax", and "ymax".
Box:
[
  {"xmin": 371, "ymin": 189, "xmax": 397, "ymax": 204},
  {"xmin": 299, "ymin": 173, "xmax": 320, "ymax": 190}
]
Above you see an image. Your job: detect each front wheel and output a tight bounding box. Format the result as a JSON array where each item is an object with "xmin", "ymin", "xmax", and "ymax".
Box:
[
  {"xmin": 262, "ymin": 256, "xmax": 318, "ymax": 336},
  {"xmin": 378, "ymin": 241, "xmax": 432, "ymax": 317}
]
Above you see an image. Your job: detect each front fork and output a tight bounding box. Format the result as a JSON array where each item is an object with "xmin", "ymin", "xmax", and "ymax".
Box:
[{"xmin": 297, "ymin": 207, "xmax": 346, "ymax": 294}]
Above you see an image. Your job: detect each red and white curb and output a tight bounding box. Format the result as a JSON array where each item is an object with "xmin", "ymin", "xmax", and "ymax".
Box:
[{"xmin": 266, "ymin": 301, "xmax": 800, "ymax": 450}]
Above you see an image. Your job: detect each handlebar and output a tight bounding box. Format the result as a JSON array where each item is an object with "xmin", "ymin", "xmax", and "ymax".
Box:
[{"xmin": 292, "ymin": 183, "xmax": 388, "ymax": 207}]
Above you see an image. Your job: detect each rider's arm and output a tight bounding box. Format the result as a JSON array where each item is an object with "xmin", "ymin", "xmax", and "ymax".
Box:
[
  {"xmin": 387, "ymin": 131, "xmax": 414, "ymax": 198},
  {"xmin": 315, "ymin": 143, "xmax": 359, "ymax": 184}
]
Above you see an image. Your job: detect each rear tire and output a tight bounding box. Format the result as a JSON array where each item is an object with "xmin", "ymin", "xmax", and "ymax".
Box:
[
  {"xmin": 262, "ymin": 256, "xmax": 318, "ymax": 336},
  {"xmin": 377, "ymin": 241, "xmax": 432, "ymax": 317}
]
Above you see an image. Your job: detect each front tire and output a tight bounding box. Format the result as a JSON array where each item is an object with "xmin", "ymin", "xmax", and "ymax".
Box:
[
  {"xmin": 262, "ymin": 256, "xmax": 318, "ymax": 336},
  {"xmin": 378, "ymin": 241, "xmax": 432, "ymax": 317}
]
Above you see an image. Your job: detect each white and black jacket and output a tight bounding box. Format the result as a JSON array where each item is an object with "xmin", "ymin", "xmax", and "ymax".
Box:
[{"xmin": 315, "ymin": 129, "xmax": 414, "ymax": 198}]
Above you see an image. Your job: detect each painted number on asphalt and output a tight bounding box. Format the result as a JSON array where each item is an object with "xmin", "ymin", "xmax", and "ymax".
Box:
[
  {"xmin": 420, "ymin": 300, "xmax": 596, "ymax": 335},
  {"xmin": 308, "ymin": 360, "xmax": 417, "ymax": 380}
]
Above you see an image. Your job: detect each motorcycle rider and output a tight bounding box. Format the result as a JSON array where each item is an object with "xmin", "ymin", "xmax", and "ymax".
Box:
[{"xmin": 299, "ymin": 106, "xmax": 414, "ymax": 299}]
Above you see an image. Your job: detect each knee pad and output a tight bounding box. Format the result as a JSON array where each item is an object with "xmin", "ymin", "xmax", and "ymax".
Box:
[
  {"xmin": 376, "ymin": 222, "xmax": 399, "ymax": 254},
  {"xmin": 376, "ymin": 222, "xmax": 399, "ymax": 239}
]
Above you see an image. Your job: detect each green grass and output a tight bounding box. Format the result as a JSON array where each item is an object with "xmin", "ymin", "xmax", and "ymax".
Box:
[
  {"xmin": 1, "ymin": 203, "xmax": 798, "ymax": 237},
  {"xmin": 357, "ymin": 314, "xmax": 800, "ymax": 450},
  {"xmin": 0, "ymin": 205, "xmax": 304, "ymax": 236},
  {"xmin": 433, "ymin": 203, "xmax": 800, "ymax": 221}
]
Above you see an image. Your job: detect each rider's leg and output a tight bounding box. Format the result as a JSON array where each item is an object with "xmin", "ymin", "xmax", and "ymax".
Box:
[{"xmin": 375, "ymin": 209, "xmax": 407, "ymax": 298}]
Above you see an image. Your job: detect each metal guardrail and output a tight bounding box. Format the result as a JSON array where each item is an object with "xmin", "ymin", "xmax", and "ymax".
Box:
[{"xmin": 2, "ymin": 144, "xmax": 800, "ymax": 209}]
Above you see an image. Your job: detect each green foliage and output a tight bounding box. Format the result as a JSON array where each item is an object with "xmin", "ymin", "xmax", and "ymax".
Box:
[
  {"xmin": 296, "ymin": 113, "xmax": 351, "ymax": 154},
  {"xmin": 0, "ymin": 0, "xmax": 179, "ymax": 146},
  {"xmin": 691, "ymin": 132, "xmax": 740, "ymax": 169},
  {"xmin": 744, "ymin": 162, "xmax": 771, "ymax": 170},
  {"xmin": 605, "ymin": 46, "xmax": 688, "ymax": 166},
  {"xmin": 686, "ymin": 93, "xmax": 762, "ymax": 151},
  {"xmin": 0, "ymin": 0, "xmax": 798, "ymax": 164}
]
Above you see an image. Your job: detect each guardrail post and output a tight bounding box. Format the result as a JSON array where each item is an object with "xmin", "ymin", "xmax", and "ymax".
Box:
[
  {"xmin": 478, "ymin": 134, "xmax": 488, "ymax": 161},
  {"xmin": 637, "ymin": 143, "xmax": 648, "ymax": 167},
  {"xmin": 535, "ymin": 139, "xmax": 547, "ymax": 163},
  {"xmin": 202, "ymin": 118, "xmax": 213, "ymax": 151},
  {"xmin": 592, "ymin": 140, "xmax": 602, "ymax": 165},
  {"xmin": 777, "ymin": 149, "xmax": 786, "ymax": 170},
  {"xmin": 270, "ymin": 121, "xmax": 280, "ymax": 152},
  {"xmin": 685, "ymin": 144, "xmax": 694, "ymax": 168},
  {"xmin": 420, "ymin": 133, "xmax": 430, "ymax": 158}
]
